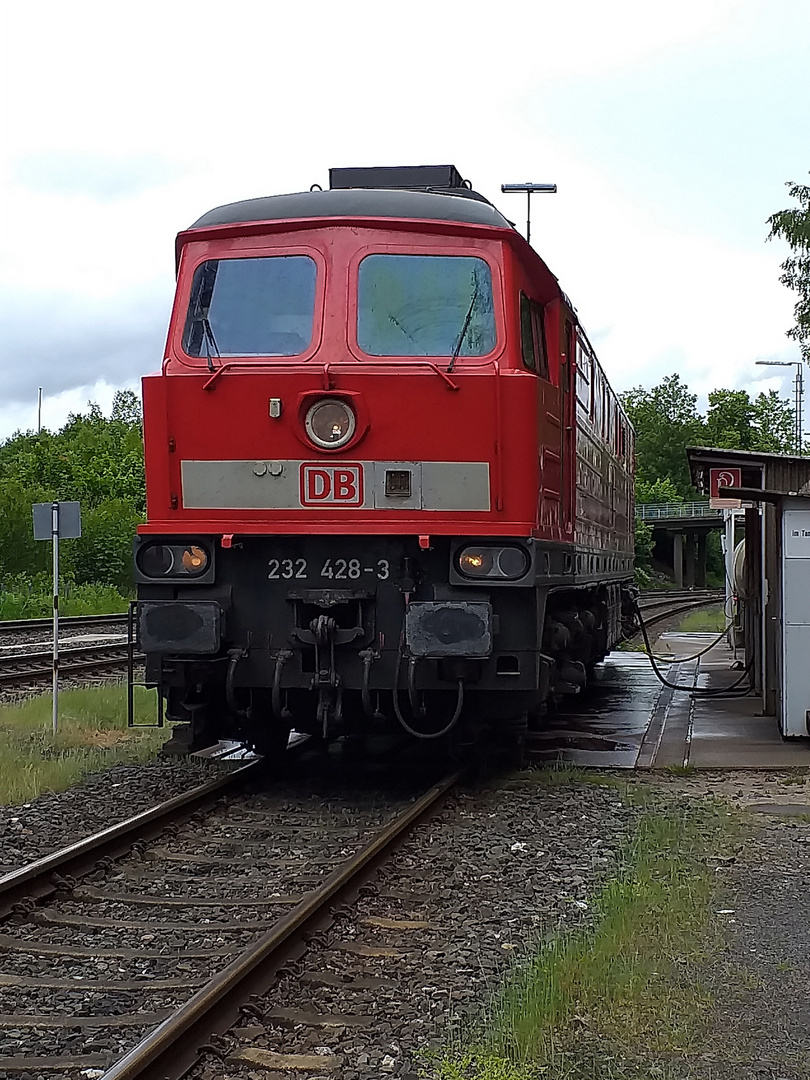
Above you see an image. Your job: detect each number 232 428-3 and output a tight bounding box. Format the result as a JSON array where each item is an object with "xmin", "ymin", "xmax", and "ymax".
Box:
[{"xmin": 267, "ymin": 558, "xmax": 390, "ymax": 581}]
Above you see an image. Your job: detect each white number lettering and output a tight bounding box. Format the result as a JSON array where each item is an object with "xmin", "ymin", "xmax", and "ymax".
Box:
[
  {"xmin": 271, "ymin": 557, "xmax": 307, "ymax": 580},
  {"xmin": 321, "ymin": 559, "xmax": 334, "ymax": 579},
  {"xmin": 377, "ymin": 559, "xmax": 390, "ymax": 580},
  {"xmin": 348, "ymin": 559, "xmax": 361, "ymax": 579},
  {"xmin": 335, "ymin": 559, "xmax": 348, "ymax": 580}
]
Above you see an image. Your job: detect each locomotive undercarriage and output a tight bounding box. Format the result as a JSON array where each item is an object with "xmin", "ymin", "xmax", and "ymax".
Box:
[{"xmin": 134, "ymin": 534, "xmax": 631, "ymax": 756}]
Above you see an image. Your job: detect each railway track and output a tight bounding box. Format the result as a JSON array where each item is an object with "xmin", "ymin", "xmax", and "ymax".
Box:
[
  {"xmin": 0, "ymin": 756, "xmax": 459, "ymax": 1078},
  {"xmin": 636, "ymin": 588, "xmax": 725, "ymax": 629},
  {"xmin": 0, "ymin": 613, "xmax": 127, "ymax": 635},
  {"xmin": 0, "ymin": 642, "xmax": 132, "ymax": 688}
]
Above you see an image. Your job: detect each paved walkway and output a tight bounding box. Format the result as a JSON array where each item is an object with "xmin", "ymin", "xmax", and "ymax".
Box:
[{"xmin": 527, "ymin": 634, "xmax": 810, "ymax": 769}]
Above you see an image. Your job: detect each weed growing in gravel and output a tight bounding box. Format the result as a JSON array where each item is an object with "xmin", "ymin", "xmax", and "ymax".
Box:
[
  {"xmin": 521, "ymin": 763, "xmax": 625, "ymax": 788},
  {"xmin": 429, "ymin": 794, "xmax": 729, "ymax": 1080},
  {"xmin": 0, "ymin": 685, "xmax": 166, "ymax": 804}
]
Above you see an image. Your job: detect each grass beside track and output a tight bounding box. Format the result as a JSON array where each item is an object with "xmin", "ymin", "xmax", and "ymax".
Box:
[
  {"xmin": 677, "ymin": 606, "xmax": 728, "ymax": 634},
  {"xmin": 0, "ymin": 583, "xmax": 130, "ymax": 619},
  {"xmin": 0, "ymin": 685, "xmax": 166, "ymax": 805},
  {"xmin": 429, "ymin": 778, "xmax": 730, "ymax": 1080}
]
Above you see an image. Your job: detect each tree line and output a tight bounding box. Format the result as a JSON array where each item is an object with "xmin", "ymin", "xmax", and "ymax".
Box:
[
  {"xmin": 622, "ymin": 376, "xmax": 796, "ymax": 503},
  {"xmin": 0, "ymin": 390, "xmax": 144, "ymax": 597}
]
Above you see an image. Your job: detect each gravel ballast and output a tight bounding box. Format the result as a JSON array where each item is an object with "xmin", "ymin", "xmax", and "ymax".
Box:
[
  {"xmin": 0, "ymin": 757, "xmax": 217, "ymax": 873},
  {"xmin": 188, "ymin": 772, "xmax": 639, "ymax": 1080}
]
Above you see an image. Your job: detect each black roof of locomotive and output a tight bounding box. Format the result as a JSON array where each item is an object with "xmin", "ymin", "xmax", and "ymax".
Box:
[{"xmin": 189, "ymin": 187, "xmax": 514, "ymax": 231}]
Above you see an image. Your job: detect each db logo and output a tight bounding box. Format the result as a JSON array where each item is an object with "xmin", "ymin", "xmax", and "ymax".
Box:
[{"xmin": 300, "ymin": 463, "xmax": 364, "ymax": 506}]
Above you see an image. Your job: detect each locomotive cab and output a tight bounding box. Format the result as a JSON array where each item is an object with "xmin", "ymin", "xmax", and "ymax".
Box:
[{"xmin": 134, "ymin": 166, "xmax": 635, "ymax": 756}]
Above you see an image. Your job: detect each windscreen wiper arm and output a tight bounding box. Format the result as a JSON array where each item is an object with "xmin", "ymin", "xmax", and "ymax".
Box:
[
  {"xmin": 447, "ymin": 285, "xmax": 478, "ymax": 373},
  {"xmin": 200, "ymin": 311, "xmax": 220, "ymax": 373}
]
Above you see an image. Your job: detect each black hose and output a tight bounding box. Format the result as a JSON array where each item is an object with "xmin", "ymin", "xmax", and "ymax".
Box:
[
  {"xmin": 225, "ymin": 648, "xmax": 249, "ymax": 716},
  {"xmin": 391, "ymin": 650, "xmax": 464, "ymax": 739},
  {"xmin": 633, "ymin": 600, "xmax": 753, "ymax": 696}
]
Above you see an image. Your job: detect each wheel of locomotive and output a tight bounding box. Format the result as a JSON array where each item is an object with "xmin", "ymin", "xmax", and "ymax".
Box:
[{"xmin": 496, "ymin": 711, "xmax": 529, "ymax": 771}]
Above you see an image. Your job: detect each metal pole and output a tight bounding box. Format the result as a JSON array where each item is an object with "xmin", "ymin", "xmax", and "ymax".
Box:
[
  {"xmin": 37, "ymin": 388, "xmax": 42, "ymax": 434},
  {"xmin": 797, "ymin": 363, "xmax": 804, "ymax": 453},
  {"xmin": 52, "ymin": 502, "xmax": 59, "ymax": 736},
  {"xmin": 500, "ymin": 183, "xmax": 557, "ymax": 248}
]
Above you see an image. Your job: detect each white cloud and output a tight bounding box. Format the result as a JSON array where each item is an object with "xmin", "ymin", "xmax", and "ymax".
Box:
[{"xmin": 0, "ymin": 0, "xmax": 806, "ymax": 438}]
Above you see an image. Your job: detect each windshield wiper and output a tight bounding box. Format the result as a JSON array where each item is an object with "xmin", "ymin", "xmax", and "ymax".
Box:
[
  {"xmin": 447, "ymin": 285, "xmax": 479, "ymax": 373},
  {"xmin": 200, "ymin": 310, "xmax": 220, "ymax": 373}
]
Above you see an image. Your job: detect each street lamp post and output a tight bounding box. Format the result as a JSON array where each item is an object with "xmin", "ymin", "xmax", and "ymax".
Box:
[
  {"xmin": 755, "ymin": 360, "xmax": 804, "ymax": 454},
  {"xmin": 500, "ymin": 183, "xmax": 557, "ymax": 246}
]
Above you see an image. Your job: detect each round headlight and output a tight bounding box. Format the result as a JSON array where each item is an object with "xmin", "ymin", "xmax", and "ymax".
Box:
[
  {"xmin": 138, "ymin": 544, "xmax": 174, "ymax": 577},
  {"xmin": 497, "ymin": 547, "xmax": 530, "ymax": 578},
  {"xmin": 305, "ymin": 399, "xmax": 356, "ymax": 449},
  {"xmin": 457, "ymin": 549, "xmax": 493, "ymax": 578},
  {"xmin": 181, "ymin": 545, "xmax": 209, "ymax": 575},
  {"xmin": 457, "ymin": 545, "xmax": 530, "ymax": 580}
]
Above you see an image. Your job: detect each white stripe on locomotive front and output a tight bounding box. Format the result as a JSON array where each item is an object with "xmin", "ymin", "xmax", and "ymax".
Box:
[{"xmin": 180, "ymin": 460, "xmax": 491, "ymax": 511}]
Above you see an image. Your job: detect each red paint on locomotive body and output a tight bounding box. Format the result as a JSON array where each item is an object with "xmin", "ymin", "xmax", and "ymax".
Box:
[{"xmin": 141, "ymin": 214, "xmax": 632, "ymax": 558}]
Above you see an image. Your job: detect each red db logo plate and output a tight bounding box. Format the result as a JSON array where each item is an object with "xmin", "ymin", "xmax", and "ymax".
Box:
[{"xmin": 300, "ymin": 463, "xmax": 364, "ymax": 506}]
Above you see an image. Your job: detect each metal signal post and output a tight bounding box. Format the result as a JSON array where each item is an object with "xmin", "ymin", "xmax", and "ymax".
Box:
[{"xmin": 32, "ymin": 501, "xmax": 82, "ymax": 735}]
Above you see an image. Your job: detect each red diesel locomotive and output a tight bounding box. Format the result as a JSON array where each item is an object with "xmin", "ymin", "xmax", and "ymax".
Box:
[{"xmin": 132, "ymin": 165, "xmax": 635, "ymax": 755}]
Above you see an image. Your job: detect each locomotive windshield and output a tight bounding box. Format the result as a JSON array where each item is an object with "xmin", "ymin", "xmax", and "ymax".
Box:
[
  {"xmin": 357, "ymin": 255, "xmax": 496, "ymax": 357},
  {"xmin": 182, "ymin": 256, "xmax": 317, "ymax": 358}
]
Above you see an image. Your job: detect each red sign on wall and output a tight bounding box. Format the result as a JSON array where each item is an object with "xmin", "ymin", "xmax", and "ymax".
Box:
[{"xmin": 709, "ymin": 467, "xmax": 742, "ymax": 508}]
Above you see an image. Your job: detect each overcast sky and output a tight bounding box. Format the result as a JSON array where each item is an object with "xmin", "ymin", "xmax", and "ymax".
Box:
[{"xmin": 1, "ymin": 0, "xmax": 808, "ymax": 438}]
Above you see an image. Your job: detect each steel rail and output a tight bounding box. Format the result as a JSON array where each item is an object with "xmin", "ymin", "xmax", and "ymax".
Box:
[
  {"xmin": 0, "ymin": 760, "xmax": 262, "ymax": 919},
  {"xmin": 638, "ymin": 596, "xmax": 726, "ymax": 630},
  {"xmin": 0, "ymin": 643, "xmax": 135, "ymax": 687},
  {"xmin": 639, "ymin": 596, "xmax": 721, "ymax": 613},
  {"xmin": 0, "ymin": 613, "xmax": 127, "ymax": 633},
  {"xmin": 638, "ymin": 589, "xmax": 723, "ymax": 608},
  {"xmin": 101, "ymin": 769, "xmax": 462, "ymax": 1080}
]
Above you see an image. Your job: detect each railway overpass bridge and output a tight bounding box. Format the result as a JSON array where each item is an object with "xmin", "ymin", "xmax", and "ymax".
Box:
[{"xmin": 636, "ymin": 501, "xmax": 724, "ymax": 587}]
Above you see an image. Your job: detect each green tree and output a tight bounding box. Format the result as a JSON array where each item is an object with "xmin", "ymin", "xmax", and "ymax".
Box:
[
  {"xmin": 72, "ymin": 498, "xmax": 144, "ymax": 591},
  {"xmin": 768, "ymin": 177, "xmax": 810, "ymax": 363},
  {"xmin": 621, "ymin": 374, "xmax": 705, "ymax": 496},
  {"xmin": 704, "ymin": 389, "xmax": 755, "ymax": 449},
  {"xmin": 704, "ymin": 387, "xmax": 794, "ymax": 453},
  {"xmin": 0, "ymin": 399, "xmax": 146, "ymax": 592},
  {"xmin": 751, "ymin": 389, "xmax": 795, "ymax": 453},
  {"xmin": 635, "ymin": 477, "xmax": 684, "ymax": 505}
]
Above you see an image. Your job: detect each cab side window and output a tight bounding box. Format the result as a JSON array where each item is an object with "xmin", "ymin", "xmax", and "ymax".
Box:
[{"xmin": 519, "ymin": 294, "xmax": 550, "ymax": 378}]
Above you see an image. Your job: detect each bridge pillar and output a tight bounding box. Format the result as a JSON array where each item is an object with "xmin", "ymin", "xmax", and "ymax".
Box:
[
  {"xmin": 685, "ymin": 532, "xmax": 696, "ymax": 588},
  {"xmin": 673, "ymin": 532, "xmax": 684, "ymax": 588},
  {"xmin": 697, "ymin": 533, "xmax": 708, "ymax": 588}
]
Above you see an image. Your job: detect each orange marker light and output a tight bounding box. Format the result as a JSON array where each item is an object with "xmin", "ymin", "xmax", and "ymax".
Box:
[{"xmin": 181, "ymin": 545, "xmax": 208, "ymax": 573}]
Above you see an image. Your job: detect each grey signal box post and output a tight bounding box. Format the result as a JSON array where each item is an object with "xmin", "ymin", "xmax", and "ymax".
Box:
[{"xmin": 32, "ymin": 501, "xmax": 81, "ymax": 735}]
